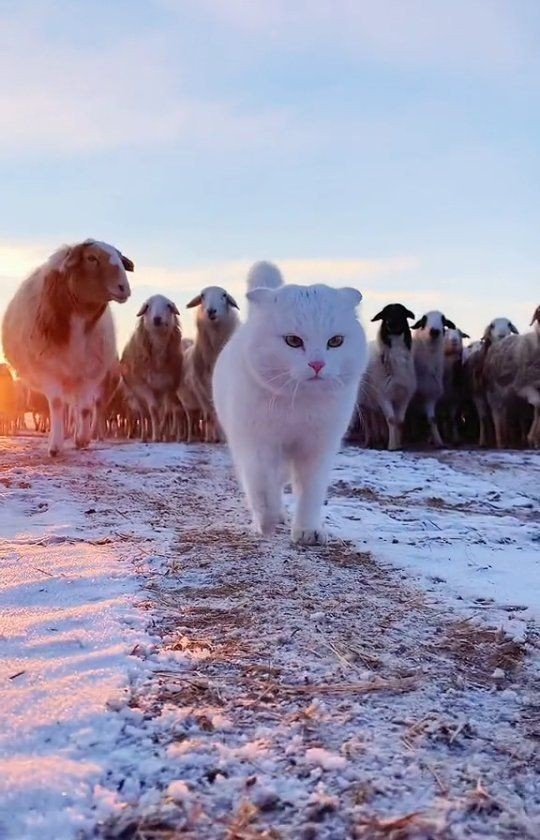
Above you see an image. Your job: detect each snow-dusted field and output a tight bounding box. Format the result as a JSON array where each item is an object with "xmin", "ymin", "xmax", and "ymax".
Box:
[{"xmin": 0, "ymin": 437, "xmax": 538, "ymax": 839}]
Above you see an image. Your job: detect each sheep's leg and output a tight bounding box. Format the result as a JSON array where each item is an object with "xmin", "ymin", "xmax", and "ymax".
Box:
[
  {"xmin": 290, "ymin": 449, "xmax": 333, "ymax": 545},
  {"xmin": 178, "ymin": 407, "xmax": 187, "ymax": 441},
  {"xmin": 48, "ymin": 395, "xmax": 65, "ymax": 457},
  {"xmin": 425, "ymin": 400, "xmax": 443, "ymax": 447},
  {"xmin": 520, "ymin": 388, "xmax": 540, "ymax": 448},
  {"xmin": 186, "ymin": 411, "xmax": 197, "ymax": 443},
  {"xmin": 360, "ymin": 407, "xmax": 372, "ymax": 448},
  {"xmin": 214, "ymin": 417, "xmax": 225, "ymax": 444},
  {"xmin": 476, "ymin": 402, "xmax": 490, "ymax": 447},
  {"xmin": 491, "ymin": 407, "xmax": 506, "ymax": 449},
  {"xmin": 378, "ymin": 397, "xmax": 401, "ymax": 451},
  {"xmin": 148, "ymin": 404, "xmax": 161, "ymax": 442},
  {"xmin": 204, "ymin": 412, "xmax": 220, "ymax": 443},
  {"xmin": 387, "ymin": 401, "xmax": 409, "ymax": 451},
  {"xmin": 239, "ymin": 454, "xmax": 286, "ymax": 537},
  {"xmin": 75, "ymin": 404, "xmax": 93, "ymax": 449},
  {"xmin": 528, "ymin": 405, "xmax": 540, "ymax": 449}
]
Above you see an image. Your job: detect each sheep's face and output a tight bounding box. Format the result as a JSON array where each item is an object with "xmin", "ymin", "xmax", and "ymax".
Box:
[
  {"xmin": 484, "ymin": 317, "xmax": 518, "ymax": 344},
  {"xmin": 137, "ymin": 295, "xmax": 180, "ymax": 334},
  {"xmin": 412, "ymin": 310, "xmax": 456, "ymax": 342},
  {"xmin": 444, "ymin": 328, "xmax": 464, "ymax": 355},
  {"xmin": 186, "ymin": 286, "xmax": 239, "ymax": 324},
  {"xmin": 62, "ymin": 240, "xmax": 133, "ymax": 306},
  {"xmin": 371, "ymin": 303, "xmax": 415, "ymax": 348}
]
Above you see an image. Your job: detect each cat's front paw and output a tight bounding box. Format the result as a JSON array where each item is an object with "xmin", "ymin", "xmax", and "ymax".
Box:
[{"xmin": 292, "ymin": 527, "xmax": 328, "ymax": 546}]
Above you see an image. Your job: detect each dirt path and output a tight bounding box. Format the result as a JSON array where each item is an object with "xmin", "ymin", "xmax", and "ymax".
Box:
[{"xmin": 1, "ymin": 438, "xmax": 538, "ymax": 838}]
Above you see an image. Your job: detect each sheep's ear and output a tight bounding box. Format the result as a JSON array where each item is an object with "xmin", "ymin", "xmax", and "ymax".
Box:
[
  {"xmin": 530, "ymin": 307, "xmax": 540, "ymax": 326},
  {"xmin": 246, "ymin": 287, "xmax": 274, "ymax": 305},
  {"xmin": 412, "ymin": 316, "xmax": 427, "ymax": 330},
  {"xmin": 62, "ymin": 243, "xmax": 85, "ymax": 272},
  {"xmin": 459, "ymin": 330, "xmax": 470, "ymax": 339},
  {"xmin": 340, "ymin": 287, "xmax": 362, "ymax": 308},
  {"xmin": 405, "ymin": 309, "xmax": 416, "ymax": 320},
  {"xmin": 510, "ymin": 321, "xmax": 519, "ymax": 333},
  {"xmin": 443, "ymin": 316, "xmax": 456, "ymax": 330},
  {"xmin": 186, "ymin": 294, "xmax": 202, "ymax": 309},
  {"xmin": 225, "ymin": 293, "xmax": 239, "ymax": 310},
  {"xmin": 371, "ymin": 310, "xmax": 384, "ymax": 322},
  {"xmin": 119, "ymin": 252, "xmax": 134, "ymax": 272},
  {"xmin": 168, "ymin": 301, "xmax": 180, "ymax": 316},
  {"xmin": 136, "ymin": 302, "xmax": 148, "ymax": 317}
]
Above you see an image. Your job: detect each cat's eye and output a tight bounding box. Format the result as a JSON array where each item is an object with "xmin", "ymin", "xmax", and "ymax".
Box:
[
  {"xmin": 87, "ymin": 254, "xmax": 98, "ymax": 263},
  {"xmin": 327, "ymin": 335, "xmax": 344, "ymax": 348},
  {"xmin": 284, "ymin": 335, "xmax": 304, "ymax": 348}
]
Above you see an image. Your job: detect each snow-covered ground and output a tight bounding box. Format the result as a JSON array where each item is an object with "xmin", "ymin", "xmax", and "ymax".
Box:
[{"xmin": 0, "ymin": 437, "xmax": 538, "ymax": 839}]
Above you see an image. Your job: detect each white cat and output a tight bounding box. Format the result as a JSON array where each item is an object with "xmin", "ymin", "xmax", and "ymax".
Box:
[{"xmin": 212, "ymin": 262, "xmax": 367, "ymax": 544}]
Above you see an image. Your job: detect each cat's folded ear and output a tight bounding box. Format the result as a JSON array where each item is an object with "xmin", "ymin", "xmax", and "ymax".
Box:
[
  {"xmin": 340, "ymin": 287, "xmax": 363, "ymax": 308},
  {"xmin": 246, "ymin": 287, "xmax": 275, "ymax": 306}
]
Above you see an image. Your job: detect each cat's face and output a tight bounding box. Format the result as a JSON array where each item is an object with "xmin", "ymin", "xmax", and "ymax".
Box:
[{"xmin": 245, "ymin": 284, "xmax": 367, "ymax": 393}]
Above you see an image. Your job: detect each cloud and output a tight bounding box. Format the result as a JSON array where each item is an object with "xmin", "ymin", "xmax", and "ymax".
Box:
[
  {"xmin": 0, "ymin": 9, "xmax": 301, "ymax": 159},
  {"xmin": 2, "ymin": 0, "xmax": 536, "ymax": 160},
  {"xmin": 189, "ymin": 0, "xmax": 532, "ymax": 74}
]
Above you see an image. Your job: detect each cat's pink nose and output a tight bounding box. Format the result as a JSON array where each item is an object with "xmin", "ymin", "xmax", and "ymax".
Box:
[{"xmin": 308, "ymin": 360, "xmax": 325, "ymax": 375}]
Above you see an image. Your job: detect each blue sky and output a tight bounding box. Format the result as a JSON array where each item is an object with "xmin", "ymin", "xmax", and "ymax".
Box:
[{"xmin": 0, "ymin": 0, "xmax": 539, "ymax": 353}]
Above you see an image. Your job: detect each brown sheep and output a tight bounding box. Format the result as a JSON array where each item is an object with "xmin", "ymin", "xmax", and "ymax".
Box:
[
  {"xmin": 1, "ymin": 239, "xmax": 133, "ymax": 456},
  {"xmin": 121, "ymin": 294, "xmax": 184, "ymax": 442},
  {"xmin": 0, "ymin": 364, "xmax": 17, "ymax": 435}
]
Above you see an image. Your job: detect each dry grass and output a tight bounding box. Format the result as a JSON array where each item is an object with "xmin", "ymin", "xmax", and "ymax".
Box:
[
  {"xmin": 354, "ymin": 810, "xmax": 445, "ymax": 839},
  {"xmin": 434, "ymin": 619, "xmax": 526, "ymax": 685},
  {"xmin": 266, "ymin": 675, "xmax": 417, "ymax": 698},
  {"xmin": 224, "ymin": 800, "xmax": 281, "ymax": 840}
]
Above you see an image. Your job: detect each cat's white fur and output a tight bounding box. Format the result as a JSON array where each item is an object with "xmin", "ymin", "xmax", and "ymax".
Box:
[{"xmin": 213, "ymin": 262, "xmax": 367, "ymax": 544}]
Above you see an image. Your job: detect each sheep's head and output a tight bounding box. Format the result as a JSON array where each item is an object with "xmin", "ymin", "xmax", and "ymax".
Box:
[
  {"xmin": 137, "ymin": 295, "xmax": 181, "ymax": 334},
  {"xmin": 412, "ymin": 311, "xmax": 456, "ymax": 341},
  {"xmin": 444, "ymin": 327, "xmax": 470, "ymax": 356},
  {"xmin": 372, "ymin": 303, "xmax": 415, "ymax": 348},
  {"xmin": 60, "ymin": 240, "xmax": 133, "ymax": 306},
  {"xmin": 186, "ymin": 285, "xmax": 239, "ymax": 324},
  {"xmin": 482, "ymin": 317, "xmax": 518, "ymax": 345}
]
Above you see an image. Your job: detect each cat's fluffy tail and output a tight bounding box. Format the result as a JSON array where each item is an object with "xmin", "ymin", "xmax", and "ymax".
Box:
[{"xmin": 246, "ymin": 261, "xmax": 284, "ymax": 292}]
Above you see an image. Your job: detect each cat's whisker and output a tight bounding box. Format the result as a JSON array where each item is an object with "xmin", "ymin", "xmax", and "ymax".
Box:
[
  {"xmin": 264, "ymin": 370, "xmax": 292, "ymax": 385},
  {"xmin": 290, "ymin": 380, "xmax": 301, "ymax": 411}
]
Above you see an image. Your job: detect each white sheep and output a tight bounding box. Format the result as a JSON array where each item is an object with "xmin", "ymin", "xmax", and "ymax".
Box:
[
  {"xmin": 1, "ymin": 239, "xmax": 133, "ymax": 456},
  {"xmin": 484, "ymin": 306, "xmax": 540, "ymax": 448},
  {"xmin": 359, "ymin": 303, "xmax": 417, "ymax": 450},
  {"xmin": 438, "ymin": 327, "xmax": 470, "ymax": 444},
  {"xmin": 463, "ymin": 317, "xmax": 518, "ymax": 446},
  {"xmin": 121, "ymin": 294, "xmax": 184, "ymax": 442},
  {"xmin": 179, "ymin": 286, "xmax": 239, "ymax": 442},
  {"xmin": 409, "ymin": 310, "xmax": 456, "ymax": 446}
]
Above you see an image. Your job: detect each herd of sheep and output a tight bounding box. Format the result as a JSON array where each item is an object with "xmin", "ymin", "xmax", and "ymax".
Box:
[{"xmin": 0, "ymin": 238, "xmax": 539, "ymax": 453}]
